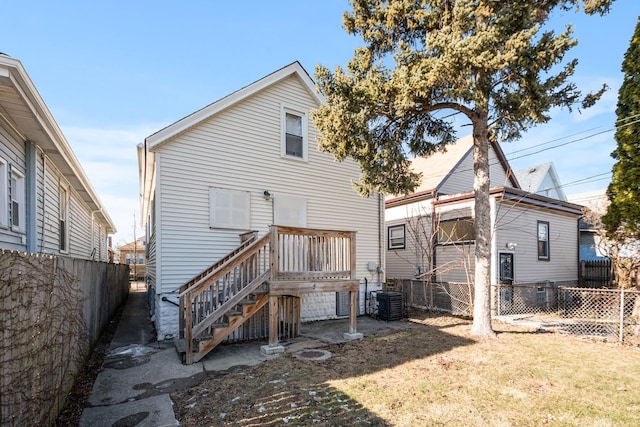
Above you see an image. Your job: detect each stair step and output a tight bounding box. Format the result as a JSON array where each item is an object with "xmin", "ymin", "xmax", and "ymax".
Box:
[
  {"xmin": 174, "ymin": 337, "xmax": 187, "ymax": 354},
  {"xmin": 225, "ymin": 309, "xmax": 242, "ymax": 316}
]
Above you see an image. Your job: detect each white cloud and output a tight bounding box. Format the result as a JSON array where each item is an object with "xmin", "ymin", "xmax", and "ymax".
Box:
[{"xmin": 60, "ymin": 124, "xmax": 166, "ymax": 246}]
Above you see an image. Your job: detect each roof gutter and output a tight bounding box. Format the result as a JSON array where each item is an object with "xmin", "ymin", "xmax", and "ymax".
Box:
[{"xmin": 0, "ymin": 56, "xmax": 116, "ymax": 234}]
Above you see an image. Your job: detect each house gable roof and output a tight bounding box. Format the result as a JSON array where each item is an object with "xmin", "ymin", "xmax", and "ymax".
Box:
[
  {"xmin": 145, "ymin": 61, "xmax": 320, "ymax": 151},
  {"xmin": 514, "ymin": 162, "xmax": 567, "ymax": 201},
  {"xmin": 385, "ymin": 134, "xmax": 519, "ymax": 207},
  {"xmin": 0, "ymin": 55, "xmax": 116, "ymax": 233}
]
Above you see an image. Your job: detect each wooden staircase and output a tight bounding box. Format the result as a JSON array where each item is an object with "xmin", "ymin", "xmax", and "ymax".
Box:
[
  {"xmin": 175, "ymin": 232, "xmax": 271, "ymax": 364},
  {"xmin": 175, "ymin": 226, "xmax": 361, "ymax": 364}
]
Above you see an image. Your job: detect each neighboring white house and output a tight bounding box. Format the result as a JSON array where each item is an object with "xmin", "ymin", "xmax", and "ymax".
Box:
[
  {"xmin": 138, "ymin": 62, "xmax": 384, "ymax": 341},
  {"xmin": 385, "ymin": 134, "xmax": 582, "ymax": 290},
  {"xmin": 515, "ymin": 162, "xmax": 567, "ymax": 201},
  {"xmin": 0, "ymin": 55, "xmax": 115, "ymax": 259}
]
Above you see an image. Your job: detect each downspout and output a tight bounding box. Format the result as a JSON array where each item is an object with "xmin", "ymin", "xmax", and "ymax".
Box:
[
  {"xmin": 577, "ymin": 216, "xmax": 581, "ymax": 286},
  {"xmin": 25, "ymin": 141, "xmax": 37, "ymax": 252},
  {"xmin": 378, "ymin": 192, "xmax": 383, "ymax": 286},
  {"xmin": 489, "ymin": 196, "xmax": 497, "ymax": 315},
  {"xmin": 431, "ymin": 193, "xmax": 437, "ymax": 284}
]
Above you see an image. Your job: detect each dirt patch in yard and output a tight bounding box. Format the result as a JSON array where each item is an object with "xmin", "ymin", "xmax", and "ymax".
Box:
[{"xmin": 171, "ymin": 312, "xmax": 640, "ymax": 426}]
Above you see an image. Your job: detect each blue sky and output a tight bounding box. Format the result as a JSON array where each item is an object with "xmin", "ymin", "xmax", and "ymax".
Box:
[{"xmin": 3, "ymin": 1, "xmax": 638, "ymax": 244}]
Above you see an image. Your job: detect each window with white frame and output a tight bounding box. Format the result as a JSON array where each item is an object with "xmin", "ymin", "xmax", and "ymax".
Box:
[
  {"xmin": 282, "ymin": 107, "xmax": 307, "ymax": 160},
  {"xmin": 59, "ymin": 184, "xmax": 69, "ymax": 251},
  {"xmin": 10, "ymin": 167, "xmax": 25, "ymax": 232},
  {"xmin": 388, "ymin": 224, "xmax": 406, "ymax": 250},
  {"xmin": 209, "ymin": 187, "xmax": 250, "ymax": 230},
  {"xmin": 537, "ymin": 221, "xmax": 550, "ymax": 260},
  {"xmin": 0, "ymin": 158, "xmax": 7, "ymax": 227}
]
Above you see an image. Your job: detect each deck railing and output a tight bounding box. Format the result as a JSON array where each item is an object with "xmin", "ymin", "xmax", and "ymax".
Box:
[
  {"xmin": 178, "ymin": 226, "xmax": 358, "ymax": 362},
  {"xmin": 270, "ymin": 225, "xmax": 356, "ymax": 281}
]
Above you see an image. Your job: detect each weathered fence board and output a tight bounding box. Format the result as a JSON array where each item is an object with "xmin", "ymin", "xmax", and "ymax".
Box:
[{"xmin": 0, "ymin": 251, "xmax": 129, "ymax": 426}]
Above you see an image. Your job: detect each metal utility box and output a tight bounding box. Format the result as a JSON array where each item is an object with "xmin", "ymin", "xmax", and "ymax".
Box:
[{"xmin": 377, "ymin": 291, "xmax": 403, "ymax": 321}]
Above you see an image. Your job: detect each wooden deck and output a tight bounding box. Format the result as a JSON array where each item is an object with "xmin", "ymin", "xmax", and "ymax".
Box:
[{"xmin": 176, "ymin": 225, "xmax": 360, "ymax": 363}]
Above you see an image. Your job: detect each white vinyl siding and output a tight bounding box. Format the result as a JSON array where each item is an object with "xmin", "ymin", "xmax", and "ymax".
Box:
[
  {"xmin": 152, "ymin": 74, "xmax": 382, "ymax": 295},
  {"xmin": 494, "ymin": 201, "xmax": 578, "ymax": 283},
  {"xmin": 68, "ymin": 193, "xmax": 92, "ymax": 259},
  {"xmin": 438, "ymin": 144, "xmax": 511, "ymax": 195},
  {"xmin": 41, "ymin": 157, "xmax": 63, "ymax": 253}
]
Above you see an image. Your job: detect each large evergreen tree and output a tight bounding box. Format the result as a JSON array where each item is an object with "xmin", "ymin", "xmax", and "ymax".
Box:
[
  {"xmin": 602, "ymin": 17, "xmax": 640, "ymax": 239},
  {"xmin": 312, "ymin": 0, "xmax": 612, "ymax": 338}
]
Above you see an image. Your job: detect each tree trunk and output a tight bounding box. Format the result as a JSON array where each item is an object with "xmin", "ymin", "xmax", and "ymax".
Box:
[{"xmin": 470, "ymin": 121, "xmax": 496, "ymax": 338}]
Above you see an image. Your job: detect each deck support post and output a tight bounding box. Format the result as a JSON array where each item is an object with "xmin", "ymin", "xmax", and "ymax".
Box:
[
  {"xmin": 343, "ymin": 289, "xmax": 363, "ymax": 341},
  {"xmin": 261, "ymin": 294, "xmax": 285, "ymax": 355}
]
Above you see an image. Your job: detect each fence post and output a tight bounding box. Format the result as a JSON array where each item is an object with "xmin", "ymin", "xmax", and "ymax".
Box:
[
  {"xmin": 619, "ymin": 289, "xmax": 625, "ymax": 344},
  {"xmin": 497, "ymin": 282, "xmax": 501, "ymax": 316}
]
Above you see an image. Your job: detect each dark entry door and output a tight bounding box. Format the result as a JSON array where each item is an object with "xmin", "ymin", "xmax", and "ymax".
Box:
[{"xmin": 499, "ymin": 252, "xmax": 514, "ymax": 285}]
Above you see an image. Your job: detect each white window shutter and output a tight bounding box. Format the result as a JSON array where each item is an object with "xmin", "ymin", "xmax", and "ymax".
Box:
[
  {"xmin": 209, "ymin": 188, "xmax": 250, "ymax": 230},
  {"xmin": 274, "ymin": 194, "xmax": 307, "ymax": 227}
]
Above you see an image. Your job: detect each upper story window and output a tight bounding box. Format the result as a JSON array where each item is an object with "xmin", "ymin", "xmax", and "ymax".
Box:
[
  {"xmin": 537, "ymin": 221, "xmax": 550, "ymax": 260},
  {"xmin": 10, "ymin": 167, "xmax": 25, "ymax": 232},
  {"xmin": 438, "ymin": 218, "xmax": 475, "ymax": 244},
  {"xmin": 282, "ymin": 107, "xmax": 307, "ymax": 160},
  {"xmin": 388, "ymin": 224, "xmax": 406, "ymax": 250},
  {"xmin": 0, "ymin": 158, "xmax": 7, "ymax": 228}
]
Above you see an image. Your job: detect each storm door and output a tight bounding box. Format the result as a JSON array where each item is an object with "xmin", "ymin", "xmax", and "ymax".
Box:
[{"xmin": 498, "ymin": 252, "xmax": 514, "ymax": 313}]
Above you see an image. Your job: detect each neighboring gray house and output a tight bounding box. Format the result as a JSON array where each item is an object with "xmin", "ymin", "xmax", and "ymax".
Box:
[
  {"xmin": 0, "ymin": 55, "xmax": 115, "ymax": 259},
  {"xmin": 515, "ymin": 162, "xmax": 567, "ymax": 201},
  {"xmin": 138, "ymin": 62, "xmax": 384, "ymax": 353},
  {"xmin": 385, "ymin": 135, "xmax": 583, "ymax": 289}
]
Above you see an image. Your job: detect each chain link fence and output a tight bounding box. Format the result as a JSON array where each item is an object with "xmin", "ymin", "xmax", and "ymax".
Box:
[
  {"xmin": 385, "ymin": 279, "xmax": 473, "ymax": 317},
  {"xmin": 387, "ymin": 279, "xmax": 640, "ymax": 344}
]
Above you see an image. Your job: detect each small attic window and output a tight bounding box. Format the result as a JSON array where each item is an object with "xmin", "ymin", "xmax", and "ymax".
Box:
[{"xmin": 281, "ymin": 106, "xmax": 307, "ymax": 161}]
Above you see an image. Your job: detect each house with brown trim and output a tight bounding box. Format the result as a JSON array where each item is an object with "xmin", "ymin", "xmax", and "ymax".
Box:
[{"xmin": 385, "ymin": 134, "xmax": 583, "ymax": 299}]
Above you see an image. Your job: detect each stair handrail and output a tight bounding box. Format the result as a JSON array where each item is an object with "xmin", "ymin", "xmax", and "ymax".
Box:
[
  {"xmin": 190, "ymin": 269, "xmax": 270, "ymax": 338},
  {"xmin": 179, "ymin": 233, "xmax": 269, "ymax": 298},
  {"xmin": 181, "ymin": 232, "xmax": 271, "ymax": 349},
  {"xmin": 177, "ymin": 232, "xmax": 257, "ymax": 294}
]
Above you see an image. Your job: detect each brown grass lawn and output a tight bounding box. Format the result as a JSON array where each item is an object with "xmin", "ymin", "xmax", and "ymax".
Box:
[{"xmin": 171, "ymin": 312, "xmax": 640, "ymax": 426}]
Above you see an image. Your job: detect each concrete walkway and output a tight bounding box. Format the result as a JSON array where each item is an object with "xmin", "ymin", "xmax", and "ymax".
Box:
[{"xmin": 80, "ymin": 284, "xmax": 419, "ymax": 426}]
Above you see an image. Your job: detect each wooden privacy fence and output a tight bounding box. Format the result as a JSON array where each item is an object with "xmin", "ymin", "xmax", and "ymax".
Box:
[{"xmin": 0, "ymin": 251, "xmax": 129, "ymax": 426}]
